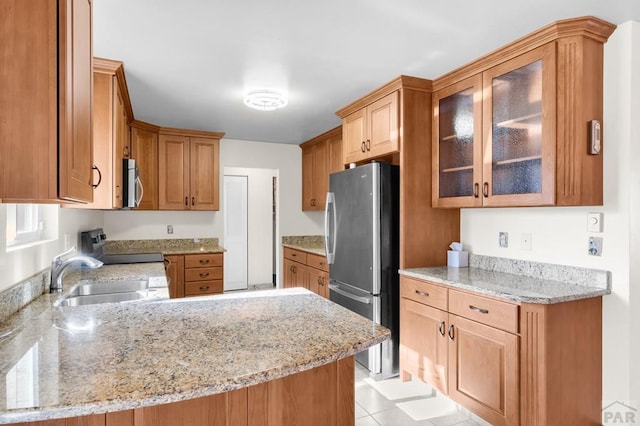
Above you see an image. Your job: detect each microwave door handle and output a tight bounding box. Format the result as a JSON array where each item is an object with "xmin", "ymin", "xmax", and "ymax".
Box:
[{"xmin": 135, "ymin": 176, "xmax": 144, "ymax": 207}]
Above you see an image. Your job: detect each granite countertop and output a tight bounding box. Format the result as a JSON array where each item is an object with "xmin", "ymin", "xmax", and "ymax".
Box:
[
  {"xmin": 400, "ymin": 257, "xmax": 611, "ymax": 304},
  {"xmin": 282, "ymin": 235, "xmax": 326, "ymax": 257},
  {"xmin": 103, "ymin": 238, "xmax": 225, "ymax": 256},
  {"xmin": 0, "ymin": 284, "xmax": 388, "ymax": 424}
]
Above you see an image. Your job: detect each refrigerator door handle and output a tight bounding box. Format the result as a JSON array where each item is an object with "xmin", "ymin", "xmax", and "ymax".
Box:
[
  {"xmin": 324, "ymin": 192, "xmax": 337, "ymax": 264},
  {"xmin": 329, "ymin": 284, "xmax": 372, "ymax": 304}
]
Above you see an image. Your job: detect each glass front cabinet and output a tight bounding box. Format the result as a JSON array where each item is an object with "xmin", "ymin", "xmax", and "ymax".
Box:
[
  {"xmin": 432, "ymin": 15, "xmax": 616, "ymax": 208},
  {"xmin": 433, "ymin": 44, "xmax": 556, "ymax": 208}
]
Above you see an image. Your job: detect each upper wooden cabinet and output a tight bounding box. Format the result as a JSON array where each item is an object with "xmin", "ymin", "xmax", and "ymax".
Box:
[
  {"xmin": 432, "ymin": 16, "xmax": 616, "ymax": 208},
  {"xmin": 74, "ymin": 58, "xmax": 133, "ymax": 209},
  {"xmin": 340, "ymin": 92, "xmax": 399, "ymax": 164},
  {"xmin": 158, "ymin": 129, "xmax": 223, "ymax": 211},
  {"xmin": 0, "ymin": 0, "xmax": 94, "ymax": 203},
  {"xmin": 300, "ymin": 126, "xmax": 343, "ymax": 211},
  {"xmin": 131, "ymin": 121, "xmax": 160, "ymax": 210}
]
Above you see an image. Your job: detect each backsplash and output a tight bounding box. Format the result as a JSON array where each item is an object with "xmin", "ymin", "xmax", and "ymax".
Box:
[
  {"xmin": 282, "ymin": 235, "xmax": 324, "ymax": 248},
  {"xmin": 470, "ymin": 254, "xmax": 611, "ymax": 290},
  {"xmin": 103, "ymin": 238, "xmax": 219, "ymax": 254},
  {"xmin": 0, "ymin": 270, "xmax": 49, "ymax": 324}
]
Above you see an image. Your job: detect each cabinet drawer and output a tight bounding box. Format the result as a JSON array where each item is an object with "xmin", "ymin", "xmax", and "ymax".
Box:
[
  {"xmin": 185, "ymin": 266, "xmax": 223, "ymax": 282},
  {"xmin": 284, "ymin": 247, "xmax": 307, "ymax": 264},
  {"xmin": 449, "ymin": 290, "xmax": 518, "ymax": 334},
  {"xmin": 400, "ymin": 276, "xmax": 448, "ymax": 311},
  {"xmin": 185, "ymin": 280, "xmax": 223, "ymax": 296},
  {"xmin": 307, "ymin": 253, "xmax": 329, "ymax": 272},
  {"xmin": 184, "ymin": 253, "xmax": 223, "ymax": 268}
]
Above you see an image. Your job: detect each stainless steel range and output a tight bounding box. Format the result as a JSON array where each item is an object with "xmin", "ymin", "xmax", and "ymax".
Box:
[{"xmin": 79, "ymin": 228, "xmax": 164, "ymax": 264}]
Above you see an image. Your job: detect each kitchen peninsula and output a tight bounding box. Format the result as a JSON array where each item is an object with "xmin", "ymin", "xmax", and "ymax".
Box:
[{"xmin": 0, "ymin": 265, "xmax": 388, "ymax": 426}]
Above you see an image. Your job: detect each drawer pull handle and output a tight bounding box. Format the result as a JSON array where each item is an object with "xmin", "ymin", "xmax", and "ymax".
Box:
[
  {"xmin": 361, "ymin": 141, "xmax": 366, "ymax": 152},
  {"xmin": 199, "ymin": 272, "xmax": 210, "ymax": 278},
  {"xmin": 199, "ymin": 286, "xmax": 210, "ymax": 291},
  {"xmin": 438, "ymin": 321, "xmax": 446, "ymax": 337},
  {"xmin": 199, "ymin": 259, "xmax": 210, "ymax": 264},
  {"xmin": 415, "ymin": 290, "xmax": 429, "ymax": 297},
  {"xmin": 483, "ymin": 182, "xmax": 489, "ymax": 198},
  {"xmin": 448, "ymin": 324, "xmax": 455, "ymax": 340},
  {"xmin": 469, "ymin": 305, "xmax": 489, "ymax": 314},
  {"xmin": 473, "ymin": 183, "xmax": 479, "ymax": 198}
]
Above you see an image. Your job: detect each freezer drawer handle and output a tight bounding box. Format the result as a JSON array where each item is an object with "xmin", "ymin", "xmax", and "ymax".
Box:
[
  {"xmin": 329, "ymin": 284, "xmax": 372, "ymax": 304},
  {"xmin": 469, "ymin": 305, "xmax": 489, "ymax": 314},
  {"xmin": 415, "ymin": 290, "xmax": 429, "ymax": 297}
]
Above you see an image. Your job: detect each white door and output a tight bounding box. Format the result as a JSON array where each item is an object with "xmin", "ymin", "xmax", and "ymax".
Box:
[{"xmin": 224, "ymin": 175, "xmax": 248, "ymax": 290}]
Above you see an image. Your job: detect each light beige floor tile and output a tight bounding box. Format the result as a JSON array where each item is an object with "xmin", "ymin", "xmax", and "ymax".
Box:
[
  {"xmin": 356, "ymin": 416, "xmax": 381, "ymax": 426},
  {"xmin": 372, "ymin": 407, "xmax": 436, "ymax": 426},
  {"xmin": 355, "ymin": 402, "xmax": 369, "ymax": 419},
  {"xmin": 355, "ymin": 384, "xmax": 398, "ymax": 414}
]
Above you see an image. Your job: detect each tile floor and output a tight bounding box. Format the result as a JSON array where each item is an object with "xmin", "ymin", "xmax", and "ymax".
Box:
[{"xmin": 354, "ymin": 363, "xmax": 491, "ymax": 426}]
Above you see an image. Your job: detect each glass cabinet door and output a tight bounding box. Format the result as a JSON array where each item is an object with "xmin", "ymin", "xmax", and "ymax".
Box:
[
  {"xmin": 482, "ymin": 44, "xmax": 556, "ymax": 206},
  {"xmin": 432, "ymin": 75, "xmax": 483, "ymax": 208}
]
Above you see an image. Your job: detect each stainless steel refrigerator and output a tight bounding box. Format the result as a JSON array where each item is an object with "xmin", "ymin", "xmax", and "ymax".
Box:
[{"xmin": 324, "ymin": 162, "xmax": 399, "ymax": 380}]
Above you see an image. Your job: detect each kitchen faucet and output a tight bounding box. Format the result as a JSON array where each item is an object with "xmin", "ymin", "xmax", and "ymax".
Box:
[{"xmin": 50, "ymin": 247, "xmax": 103, "ymax": 292}]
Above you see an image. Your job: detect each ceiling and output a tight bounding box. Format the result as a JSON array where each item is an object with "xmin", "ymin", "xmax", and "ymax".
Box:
[{"xmin": 93, "ymin": 0, "xmax": 640, "ymax": 145}]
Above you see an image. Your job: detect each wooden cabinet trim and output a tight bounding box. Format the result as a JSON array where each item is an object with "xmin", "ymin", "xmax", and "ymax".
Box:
[
  {"xmin": 449, "ymin": 289, "xmax": 519, "ymax": 334},
  {"xmin": 400, "ymin": 277, "xmax": 448, "ymax": 311},
  {"xmin": 159, "ymin": 127, "xmax": 225, "ymax": 139}
]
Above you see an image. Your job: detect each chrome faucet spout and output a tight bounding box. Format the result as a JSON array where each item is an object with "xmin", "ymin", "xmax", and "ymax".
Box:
[{"xmin": 50, "ymin": 247, "xmax": 103, "ymax": 293}]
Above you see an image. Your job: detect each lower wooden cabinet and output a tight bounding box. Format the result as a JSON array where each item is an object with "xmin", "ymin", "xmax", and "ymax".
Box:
[
  {"xmin": 400, "ymin": 275, "xmax": 603, "ymax": 426},
  {"xmin": 164, "ymin": 253, "xmax": 223, "ymax": 298},
  {"xmin": 11, "ymin": 357, "xmax": 355, "ymax": 426},
  {"xmin": 282, "ymin": 247, "xmax": 329, "ymax": 298}
]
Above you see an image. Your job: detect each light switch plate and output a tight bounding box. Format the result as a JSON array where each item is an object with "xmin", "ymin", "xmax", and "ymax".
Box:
[{"xmin": 587, "ymin": 213, "xmax": 603, "ymax": 233}]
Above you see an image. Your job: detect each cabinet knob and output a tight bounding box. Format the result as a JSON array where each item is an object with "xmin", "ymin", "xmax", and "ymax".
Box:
[
  {"xmin": 361, "ymin": 141, "xmax": 366, "ymax": 153},
  {"xmin": 473, "ymin": 183, "xmax": 479, "ymax": 198},
  {"xmin": 438, "ymin": 321, "xmax": 446, "ymax": 337},
  {"xmin": 483, "ymin": 182, "xmax": 489, "ymax": 198}
]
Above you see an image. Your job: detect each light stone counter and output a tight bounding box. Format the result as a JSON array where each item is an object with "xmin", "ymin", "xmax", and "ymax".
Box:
[
  {"xmin": 282, "ymin": 235, "xmax": 326, "ymax": 256},
  {"xmin": 400, "ymin": 255, "xmax": 611, "ymax": 304},
  {"xmin": 104, "ymin": 238, "xmax": 225, "ymax": 255},
  {"xmin": 0, "ymin": 286, "xmax": 388, "ymax": 424}
]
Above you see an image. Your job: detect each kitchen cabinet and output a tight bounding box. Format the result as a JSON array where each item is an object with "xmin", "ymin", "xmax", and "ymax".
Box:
[
  {"xmin": 164, "ymin": 253, "xmax": 223, "ymax": 298},
  {"xmin": 340, "ymin": 92, "xmax": 399, "ymax": 164},
  {"xmin": 74, "ymin": 58, "xmax": 133, "ymax": 209},
  {"xmin": 158, "ymin": 129, "xmax": 223, "ymax": 211},
  {"xmin": 400, "ymin": 276, "xmax": 519, "ymax": 426},
  {"xmin": 336, "ymin": 76, "xmax": 461, "ymax": 270},
  {"xmin": 400, "ymin": 274, "xmax": 604, "ymax": 425},
  {"xmin": 130, "ymin": 121, "xmax": 160, "ymax": 210},
  {"xmin": 0, "ymin": 0, "xmax": 94, "ymax": 203},
  {"xmin": 282, "ymin": 247, "xmax": 329, "ymax": 298},
  {"xmin": 10, "ymin": 357, "xmax": 354, "ymax": 426},
  {"xmin": 300, "ymin": 126, "xmax": 343, "ymax": 211},
  {"xmin": 432, "ymin": 16, "xmax": 616, "ymax": 207}
]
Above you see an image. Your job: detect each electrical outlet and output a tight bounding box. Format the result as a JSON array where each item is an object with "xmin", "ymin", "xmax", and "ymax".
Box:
[
  {"xmin": 521, "ymin": 233, "xmax": 532, "ymax": 251},
  {"xmin": 499, "ymin": 232, "xmax": 509, "ymax": 248},
  {"xmin": 167, "ymin": 225, "xmax": 174, "ymax": 235},
  {"xmin": 588, "ymin": 237, "xmax": 603, "ymax": 256}
]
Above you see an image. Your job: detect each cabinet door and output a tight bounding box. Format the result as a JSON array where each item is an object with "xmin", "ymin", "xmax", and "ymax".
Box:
[
  {"xmin": 399, "ymin": 298, "xmax": 448, "ymax": 394},
  {"xmin": 164, "ymin": 255, "xmax": 184, "ymax": 298},
  {"xmin": 112, "ymin": 82, "xmax": 129, "ymax": 208},
  {"xmin": 307, "ymin": 267, "xmax": 329, "ymax": 297},
  {"xmin": 131, "ymin": 127, "xmax": 159, "ymax": 210},
  {"xmin": 328, "ymin": 132, "xmax": 344, "ymax": 174},
  {"xmin": 283, "ymin": 259, "xmax": 307, "ymax": 288},
  {"xmin": 482, "ymin": 43, "xmax": 556, "ymax": 207},
  {"xmin": 432, "ymin": 75, "xmax": 483, "ymax": 208},
  {"xmin": 301, "ymin": 144, "xmax": 315, "ymax": 210},
  {"xmin": 448, "ymin": 314, "xmax": 519, "ymax": 426},
  {"xmin": 158, "ymin": 135, "xmax": 190, "ymax": 210},
  {"xmin": 312, "ymin": 141, "xmax": 328, "ymax": 210},
  {"xmin": 190, "ymin": 137, "xmax": 220, "ymax": 211},
  {"xmin": 342, "ymin": 109, "xmax": 367, "ymax": 164},
  {"xmin": 58, "ymin": 0, "xmax": 94, "ymax": 203},
  {"xmin": 367, "ymin": 91, "xmax": 399, "ymax": 158}
]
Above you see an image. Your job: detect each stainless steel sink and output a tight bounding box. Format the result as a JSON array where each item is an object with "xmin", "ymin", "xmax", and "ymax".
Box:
[
  {"xmin": 57, "ymin": 291, "xmax": 148, "ymax": 307},
  {"xmin": 67, "ymin": 280, "xmax": 149, "ymax": 297},
  {"xmin": 56, "ymin": 279, "xmax": 154, "ymax": 307}
]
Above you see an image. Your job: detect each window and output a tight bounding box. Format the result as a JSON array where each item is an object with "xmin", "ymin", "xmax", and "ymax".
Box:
[{"xmin": 5, "ymin": 204, "xmax": 58, "ymax": 250}]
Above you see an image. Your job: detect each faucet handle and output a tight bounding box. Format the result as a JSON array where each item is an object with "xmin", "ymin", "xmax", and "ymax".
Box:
[{"xmin": 53, "ymin": 246, "xmax": 76, "ymax": 264}]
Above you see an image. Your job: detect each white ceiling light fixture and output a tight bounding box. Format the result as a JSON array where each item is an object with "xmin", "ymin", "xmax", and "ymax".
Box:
[{"xmin": 244, "ymin": 90, "xmax": 288, "ymax": 111}]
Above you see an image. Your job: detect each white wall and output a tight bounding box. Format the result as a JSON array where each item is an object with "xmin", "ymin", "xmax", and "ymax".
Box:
[
  {"xmin": 104, "ymin": 138, "xmax": 324, "ymax": 284},
  {"xmin": 0, "ymin": 206, "xmax": 104, "ymax": 293},
  {"xmin": 225, "ymin": 167, "xmax": 277, "ymax": 285},
  {"xmin": 460, "ymin": 21, "xmax": 639, "ymax": 404}
]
